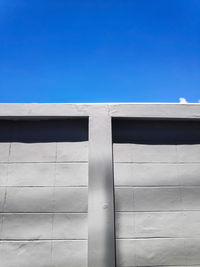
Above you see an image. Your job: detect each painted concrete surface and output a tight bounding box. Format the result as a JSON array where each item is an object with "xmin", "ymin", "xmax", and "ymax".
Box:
[
  {"xmin": 0, "ymin": 119, "xmax": 88, "ymax": 267},
  {"xmin": 0, "ymin": 104, "xmax": 200, "ymax": 267},
  {"xmin": 114, "ymin": 119, "xmax": 200, "ymax": 267}
]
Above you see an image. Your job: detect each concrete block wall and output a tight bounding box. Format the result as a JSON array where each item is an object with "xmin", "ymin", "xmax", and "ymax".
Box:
[
  {"xmin": 113, "ymin": 120, "xmax": 200, "ymax": 267},
  {"xmin": 1, "ymin": 104, "xmax": 200, "ymax": 267},
  {"xmin": 0, "ymin": 120, "xmax": 88, "ymax": 267}
]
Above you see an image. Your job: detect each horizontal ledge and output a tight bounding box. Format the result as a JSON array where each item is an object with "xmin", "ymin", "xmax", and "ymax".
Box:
[
  {"xmin": 115, "ymin": 266, "xmax": 200, "ymax": 267},
  {"xmin": 115, "ymin": 185, "xmax": 200, "ymax": 188},
  {"xmin": 0, "ymin": 161, "xmax": 88, "ymax": 164},
  {"xmin": 0, "ymin": 239, "xmax": 88, "ymax": 243},
  {"xmin": 114, "ymin": 161, "xmax": 200, "ymax": 164},
  {"xmin": 115, "ymin": 210, "xmax": 200, "ymax": 212},
  {"xmin": 114, "ymin": 162, "xmax": 200, "ymax": 164},
  {"xmin": 0, "ymin": 186, "xmax": 88, "ymax": 188},
  {"xmin": 1, "ymin": 103, "xmax": 200, "ymax": 119},
  {"xmin": 0, "ymin": 241, "xmax": 88, "ymax": 242},
  {"xmin": 116, "ymin": 237, "xmax": 200, "ymax": 240},
  {"xmin": 0, "ymin": 212, "xmax": 88, "ymax": 215},
  {"xmin": 115, "ymin": 210, "xmax": 200, "ymax": 213}
]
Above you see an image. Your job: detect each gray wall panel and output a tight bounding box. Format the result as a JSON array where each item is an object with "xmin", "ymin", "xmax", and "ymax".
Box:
[
  {"xmin": 4, "ymin": 187, "xmax": 54, "ymax": 212},
  {"xmin": 116, "ymin": 238, "xmax": 187, "ymax": 266},
  {"xmin": 54, "ymin": 187, "xmax": 88, "ymax": 212},
  {"xmin": 0, "ymin": 119, "xmax": 88, "ymax": 266},
  {"xmin": 114, "ymin": 119, "xmax": 200, "ymax": 267},
  {"xmin": 116, "ymin": 211, "xmax": 200, "ymax": 239},
  {"xmin": 9, "ymin": 142, "xmax": 88, "ymax": 163},
  {"xmin": 0, "ymin": 187, "xmax": 5, "ymax": 212},
  {"xmin": 1, "ymin": 213, "xmax": 87, "ymax": 240},
  {"xmin": 7, "ymin": 163, "xmax": 55, "ymax": 186},
  {"xmin": 178, "ymin": 145, "xmax": 200, "ymax": 162},
  {"xmin": 55, "ymin": 163, "xmax": 88, "ymax": 186},
  {"xmin": 57, "ymin": 142, "xmax": 88, "ymax": 162},
  {"xmin": 52, "ymin": 240, "xmax": 87, "ymax": 267},
  {"xmin": 115, "ymin": 163, "xmax": 200, "ymax": 187},
  {"xmin": 114, "ymin": 144, "xmax": 200, "ymax": 163},
  {"xmin": 114, "ymin": 238, "xmax": 200, "ymax": 267},
  {"xmin": 182, "ymin": 187, "xmax": 200, "ymax": 210},
  {"xmin": 0, "ymin": 240, "xmax": 88, "ymax": 267},
  {"xmin": 116, "ymin": 212, "xmax": 184, "ymax": 238},
  {"xmin": 0, "ymin": 143, "xmax": 10, "ymax": 162},
  {"xmin": 115, "ymin": 187, "xmax": 183, "ymax": 212},
  {"xmin": 4, "ymin": 187, "xmax": 88, "ymax": 213},
  {"xmin": 114, "ymin": 163, "xmax": 180, "ymax": 186},
  {"xmin": 0, "ymin": 241, "xmax": 52, "ymax": 267},
  {"xmin": 135, "ymin": 238, "xmax": 186, "ymax": 266},
  {"xmin": 10, "ymin": 143, "xmax": 57, "ymax": 163},
  {"xmin": 53, "ymin": 214, "xmax": 87, "ymax": 239},
  {"xmin": 178, "ymin": 164, "xmax": 200, "ymax": 185},
  {"xmin": 0, "ymin": 164, "xmax": 7, "ymax": 186},
  {"xmin": 2, "ymin": 162, "xmax": 88, "ymax": 187},
  {"xmin": 133, "ymin": 187, "xmax": 182, "ymax": 211},
  {"xmin": 113, "ymin": 144, "xmax": 177, "ymax": 163},
  {"xmin": 1, "ymin": 214, "xmax": 53, "ymax": 240},
  {"xmin": 183, "ymin": 211, "xmax": 200, "ymax": 237}
]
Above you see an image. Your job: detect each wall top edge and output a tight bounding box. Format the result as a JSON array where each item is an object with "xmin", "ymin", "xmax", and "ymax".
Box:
[
  {"xmin": 0, "ymin": 103, "xmax": 200, "ymax": 119},
  {"xmin": 0, "ymin": 102, "xmax": 200, "ymax": 105}
]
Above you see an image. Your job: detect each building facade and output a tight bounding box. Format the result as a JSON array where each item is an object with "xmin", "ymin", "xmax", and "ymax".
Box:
[{"xmin": 0, "ymin": 103, "xmax": 200, "ymax": 267}]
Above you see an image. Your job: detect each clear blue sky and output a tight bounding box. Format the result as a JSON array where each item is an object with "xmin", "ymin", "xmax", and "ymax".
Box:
[{"xmin": 0, "ymin": 0, "xmax": 199, "ymax": 103}]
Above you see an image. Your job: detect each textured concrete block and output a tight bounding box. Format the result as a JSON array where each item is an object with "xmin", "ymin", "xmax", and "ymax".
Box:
[
  {"xmin": 0, "ymin": 187, "xmax": 5, "ymax": 212},
  {"xmin": 57, "ymin": 142, "xmax": 88, "ymax": 162},
  {"xmin": 53, "ymin": 214, "xmax": 87, "ymax": 239},
  {"xmin": 10, "ymin": 143, "xmax": 56, "ymax": 162},
  {"xmin": 183, "ymin": 211, "xmax": 200, "ymax": 237},
  {"xmin": 7, "ymin": 163, "xmax": 55, "ymax": 186},
  {"xmin": 1, "ymin": 214, "xmax": 53, "ymax": 240},
  {"xmin": 0, "ymin": 241, "xmax": 52, "ymax": 267},
  {"xmin": 115, "ymin": 212, "xmax": 134, "ymax": 239},
  {"xmin": 113, "ymin": 144, "xmax": 132, "ymax": 163},
  {"xmin": 52, "ymin": 240, "xmax": 87, "ymax": 267},
  {"xmin": 178, "ymin": 164, "xmax": 200, "ymax": 185},
  {"xmin": 115, "ymin": 188, "xmax": 133, "ymax": 211},
  {"xmin": 135, "ymin": 211, "xmax": 184, "ymax": 238},
  {"xmin": 4, "ymin": 187, "xmax": 54, "ymax": 212},
  {"xmin": 0, "ymin": 164, "xmax": 7, "ymax": 186},
  {"xmin": 133, "ymin": 144, "xmax": 177, "ymax": 163},
  {"xmin": 135, "ymin": 238, "xmax": 186, "ymax": 266},
  {"xmin": 116, "ymin": 212, "xmax": 184, "ymax": 239},
  {"xmin": 185, "ymin": 238, "xmax": 200, "ymax": 265},
  {"xmin": 55, "ymin": 163, "xmax": 88, "ymax": 186},
  {"xmin": 116, "ymin": 239, "xmax": 136, "ymax": 267},
  {"xmin": 134, "ymin": 187, "xmax": 182, "ymax": 211},
  {"xmin": 54, "ymin": 187, "xmax": 88, "ymax": 212},
  {"xmin": 178, "ymin": 144, "xmax": 200, "ymax": 162},
  {"xmin": 114, "ymin": 163, "xmax": 180, "ymax": 186},
  {"xmin": 113, "ymin": 144, "xmax": 177, "ymax": 163},
  {"xmin": 117, "ymin": 237, "xmax": 200, "ymax": 266},
  {"xmin": 0, "ymin": 143, "xmax": 10, "ymax": 162},
  {"xmin": 115, "ymin": 187, "xmax": 182, "ymax": 212},
  {"xmin": 0, "ymin": 214, "xmax": 3, "ymax": 239},
  {"xmin": 182, "ymin": 187, "xmax": 200, "ymax": 210}
]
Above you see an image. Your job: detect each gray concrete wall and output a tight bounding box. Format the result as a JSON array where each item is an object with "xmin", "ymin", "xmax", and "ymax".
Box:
[
  {"xmin": 1, "ymin": 104, "xmax": 200, "ymax": 267},
  {"xmin": 0, "ymin": 119, "xmax": 88, "ymax": 267},
  {"xmin": 113, "ymin": 119, "xmax": 200, "ymax": 267}
]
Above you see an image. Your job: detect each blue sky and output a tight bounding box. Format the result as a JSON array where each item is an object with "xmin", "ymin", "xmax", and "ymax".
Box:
[{"xmin": 0, "ymin": 0, "xmax": 199, "ymax": 103}]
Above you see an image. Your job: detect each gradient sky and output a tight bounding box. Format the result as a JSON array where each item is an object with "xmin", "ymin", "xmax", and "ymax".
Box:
[{"xmin": 0, "ymin": 0, "xmax": 199, "ymax": 103}]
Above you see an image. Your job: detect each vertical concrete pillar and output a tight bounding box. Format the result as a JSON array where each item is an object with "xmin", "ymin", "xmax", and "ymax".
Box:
[{"xmin": 88, "ymin": 106, "xmax": 116, "ymax": 267}]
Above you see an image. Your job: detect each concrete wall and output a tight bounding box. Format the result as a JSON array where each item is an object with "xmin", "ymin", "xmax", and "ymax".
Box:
[
  {"xmin": 113, "ymin": 119, "xmax": 200, "ymax": 267},
  {"xmin": 0, "ymin": 119, "xmax": 88, "ymax": 267},
  {"xmin": 1, "ymin": 104, "xmax": 200, "ymax": 267}
]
